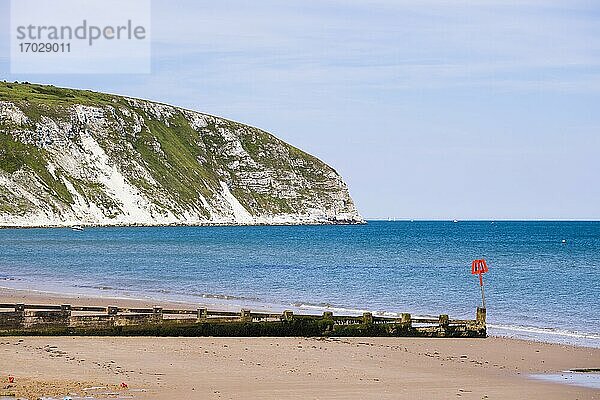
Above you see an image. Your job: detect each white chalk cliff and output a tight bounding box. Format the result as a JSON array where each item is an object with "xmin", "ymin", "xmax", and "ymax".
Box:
[{"xmin": 0, "ymin": 82, "xmax": 362, "ymax": 227}]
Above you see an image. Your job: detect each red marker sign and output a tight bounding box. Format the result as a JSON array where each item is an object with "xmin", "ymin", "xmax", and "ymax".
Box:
[{"xmin": 471, "ymin": 259, "xmax": 489, "ymax": 308}]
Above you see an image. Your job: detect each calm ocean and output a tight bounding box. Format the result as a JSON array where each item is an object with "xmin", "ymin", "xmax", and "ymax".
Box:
[{"xmin": 1, "ymin": 221, "xmax": 598, "ymax": 347}]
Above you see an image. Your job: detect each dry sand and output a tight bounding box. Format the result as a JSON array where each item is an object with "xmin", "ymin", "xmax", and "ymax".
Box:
[{"xmin": 0, "ymin": 288, "xmax": 599, "ymax": 399}]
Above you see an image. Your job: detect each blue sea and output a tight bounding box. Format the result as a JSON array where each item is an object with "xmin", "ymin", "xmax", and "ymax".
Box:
[{"xmin": 0, "ymin": 221, "xmax": 598, "ymax": 347}]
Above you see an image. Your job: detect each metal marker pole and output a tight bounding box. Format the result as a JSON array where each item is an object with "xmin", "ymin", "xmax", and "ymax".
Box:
[{"xmin": 479, "ymin": 273, "xmax": 486, "ymax": 309}]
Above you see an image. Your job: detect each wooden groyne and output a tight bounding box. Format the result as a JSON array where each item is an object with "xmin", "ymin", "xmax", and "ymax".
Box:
[{"xmin": 0, "ymin": 303, "xmax": 486, "ymax": 337}]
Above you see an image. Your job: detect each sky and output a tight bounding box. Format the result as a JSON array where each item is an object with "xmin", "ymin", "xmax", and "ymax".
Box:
[{"xmin": 1, "ymin": 0, "xmax": 599, "ymax": 219}]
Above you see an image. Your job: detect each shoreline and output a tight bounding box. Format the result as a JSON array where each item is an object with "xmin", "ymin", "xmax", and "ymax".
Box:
[
  {"xmin": 1, "ymin": 286, "xmax": 599, "ymax": 349},
  {"xmin": 0, "ymin": 219, "xmax": 367, "ymax": 230},
  {"xmin": 1, "ymin": 288, "xmax": 599, "ymax": 399}
]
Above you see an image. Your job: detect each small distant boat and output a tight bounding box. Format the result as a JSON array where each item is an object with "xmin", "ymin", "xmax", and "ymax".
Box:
[
  {"xmin": 453, "ymin": 219, "xmax": 458, "ymax": 223},
  {"xmin": 71, "ymin": 225, "xmax": 84, "ymax": 231}
]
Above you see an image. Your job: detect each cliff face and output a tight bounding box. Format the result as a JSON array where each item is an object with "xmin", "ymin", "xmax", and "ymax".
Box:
[{"xmin": 0, "ymin": 82, "xmax": 362, "ymax": 227}]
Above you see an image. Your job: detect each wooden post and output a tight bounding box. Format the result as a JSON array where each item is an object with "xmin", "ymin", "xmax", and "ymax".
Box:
[
  {"xmin": 283, "ymin": 310, "xmax": 294, "ymax": 322},
  {"xmin": 362, "ymin": 312, "xmax": 373, "ymax": 325},
  {"xmin": 197, "ymin": 307, "xmax": 207, "ymax": 322},
  {"xmin": 438, "ymin": 314, "xmax": 449, "ymax": 328},
  {"xmin": 476, "ymin": 307, "xmax": 486, "ymax": 326},
  {"xmin": 55, "ymin": 304, "xmax": 71, "ymax": 326},
  {"xmin": 240, "ymin": 309, "xmax": 252, "ymax": 322},
  {"xmin": 60, "ymin": 304, "xmax": 72, "ymax": 323},
  {"xmin": 14, "ymin": 303, "xmax": 25, "ymax": 329},
  {"xmin": 153, "ymin": 306, "xmax": 163, "ymax": 322},
  {"xmin": 322, "ymin": 311, "xmax": 334, "ymax": 333},
  {"xmin": 400, "ymin": 313, "xmax": 412, "ymax": 329}
]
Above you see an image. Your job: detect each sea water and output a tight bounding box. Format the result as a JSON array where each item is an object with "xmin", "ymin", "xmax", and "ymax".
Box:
[{"xmin": 0, "ymin": 221, "xmax": 598, "ymax": 347}]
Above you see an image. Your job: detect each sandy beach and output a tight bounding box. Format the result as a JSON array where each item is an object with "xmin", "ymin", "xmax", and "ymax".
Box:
[{"xmin": 0, "ymin": 288, "xmax": 599, "ymax": 399}]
